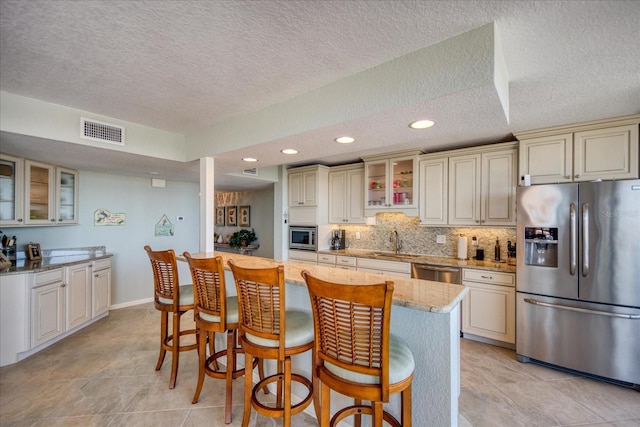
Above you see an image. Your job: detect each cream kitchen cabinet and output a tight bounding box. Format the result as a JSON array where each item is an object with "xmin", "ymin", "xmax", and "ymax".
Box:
[
  {"xmin": 448, "ymin": 143, "xmax": 517, "ymax": 226},
  {"xmin": 92, "ymin": 258, "xmax": 111, "ymax": 318},
  {"xmin": 328, "ymin": 164, "xmax": 365, "ymax": 224},
  {"xmin": 356, "ymin": 257, "xmax": 411, "ymax": 278},
  {"xmin": 287, "ymin": 165, "xmax": 329, "ymax": 226},
  {"xmin": 32, "ymin": 268, "xmax": 66, "ymax": 347},
  {"xmin": 335, "ymin": 255, "xmax": 356, "ymax": 271},
  {"xmin": 419, "ymin": 155, "xmax": 448, "ymax": 225},
  {"xmin": 516, "ymin": 116, "xmax": 639, "ymax": 184},
  {"xmin": 288, "ymin": 249, "xmax": 317, "ymax": 265},
  {"xmin": 0, "ymin": 153, "xmax": 24, "ymax": 226},
  {"xmin": 0, "ymin": 273, "xmax": 29, "ymax": 366},
  {"xmin": 11, "ymin": 158, "xmax": 79, "ymax": 227},
  {"xmin": 461, "ymin": 268, "xmax": 515, "ymax": 347},
  {"xmin": 363, "ymin": 150, "xmax": 421, "ymax": 217},
  {"xmin": 317, "ymin": 253, "xmax": 336, "ymax": 267},
  {"xmin": 65, "ymin": 262, "xmax": 92, "ymax": 330}
]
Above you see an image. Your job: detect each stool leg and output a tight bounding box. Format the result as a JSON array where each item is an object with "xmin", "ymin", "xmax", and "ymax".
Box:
[
  {"xmin": 354, "ymin": 399, "xmax": 362, "ymax": 427},
  {"xmin": 155, "ymin": 311, "xmax": 168, "ymax": 371},
  {"xmin": 402, "ymin": 384, "xmax": 412, "ymax": 427},
  {"xmin": 169, "ymin": 311, "xmax": 180, "ymax": 389},
  {"xmin": 192, "ymin": 325, "xmax": 206, "ymax": 404},
  {"xmin": 258, "ymin": 358, "xmax": 268, "ymax": 394},
  {"xmin": 241, "ymin": 353, "xmax": 253, "ymax": 427},
  {"xmin": 224, "ymin": 330, "xmax": 234, "ymax": 424},
  {"xmin": 276, "ymin": 360, "xmax": 284, "ymax": 408},
  {"xmin": 283, "ymin": 357, "xmax": 292, "ymax": 427},
  {"xmin": 373, "ymin": 401, "xmax": 384, "ymax": 427},
  {"xmin": 209, "ymin": 332, "xmax": 219, "ymax": 371},
  {"xmin": 320, "ymin": 381, "xmax": 330, "ymax": 427}
]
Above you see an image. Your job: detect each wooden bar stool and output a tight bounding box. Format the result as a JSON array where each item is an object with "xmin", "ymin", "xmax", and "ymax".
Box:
[
  {"xmin": 228, "ymin": 259, "xmax": 314, "ymax": 427},
  {"xmin": 301, "ymin": 271, "xmax": 414, "ymax": 427},
  {"xmin": 183, "ymin": 252, "xmax": 263, "ymax": 424},
  {"xmin": 144, "ymin": 245, "xmax": 198, "ymax": 389}
]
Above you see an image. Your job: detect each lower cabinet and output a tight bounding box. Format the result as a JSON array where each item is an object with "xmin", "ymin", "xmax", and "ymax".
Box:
[
  {"xmin": 66, "ymin": 262, "xmax": 92, "ymax": 330},
  {"xmin": 92, "ymin": 259, "xmax": 111, "ymax": 318},
  {"xmin": 288, "ymin": 250, "xmax": 318, "ymax": 265},
  {"xmin": 32, "ymin": 268, "xmax": 66, "ymax": 347},
  {"xmin": 357, "ymin": 258, "xmax": 412, "ymax": 278},
  {"xmin": 461, "ymin": 268, "xmax": 515, "ymax": 346}
]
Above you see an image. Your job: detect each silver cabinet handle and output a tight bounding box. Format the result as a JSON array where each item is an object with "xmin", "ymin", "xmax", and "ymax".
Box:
[
  {"xmin": 582, "ymin": 203, "xmax": 589, "ymax": 277},
  {"xmin": 565, "ymin": 175, "xmax": 571, "ymax": 179},
  {"xmin": 480, "ymin": 275, "xmax": 493, "ymax": 280},
  {"xmin": 575, "ymin": 174, "xmax": 580, "ymax": 178},
  {"xmin": 524, "ymin": 298, "xmax": 640, "ymax": 319},
  {"xmin": 570, "ymin": 203, "xmax": 576, "ymax": 276}
]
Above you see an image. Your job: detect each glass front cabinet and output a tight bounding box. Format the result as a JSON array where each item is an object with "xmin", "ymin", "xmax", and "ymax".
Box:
[
  {"xmin": 363, "ymin": 150, "xmax": 421, "ymax": 217},
  {"xmin": 0, "ymin": 154, "xmax": 25, "ymax": 226},
  {"xmin": 1, "ymin": 156, "xmax": 78, "ymax": 227}
]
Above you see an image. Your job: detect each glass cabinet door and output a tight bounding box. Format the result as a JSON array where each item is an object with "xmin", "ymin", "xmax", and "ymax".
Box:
[
  {"xmin": 390, "ymin": 157, "xmax": 416, "ymax": 207},
  {"xmin": 25, "ymin": 160, "xmax": 55, "ymax": 225},
  {"xmin": 57, "ymin": 168, "xmax": 79, "ymax": 224},
  {"xmin": 366, "ymin": 159, "xmax": 389, "ymax": 208},
  {"xmin": 0, "ymin": 154, "xmax": 24, "ymax": 225}
]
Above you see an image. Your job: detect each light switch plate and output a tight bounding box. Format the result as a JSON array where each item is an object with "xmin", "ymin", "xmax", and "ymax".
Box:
[{"xmin": 436, "ymin": 235, "xmax": 446, "ymax": 244}]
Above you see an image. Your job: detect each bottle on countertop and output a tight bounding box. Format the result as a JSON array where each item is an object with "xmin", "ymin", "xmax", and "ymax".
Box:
[{"xmin": 494, "ymin": 238, "xmax": 501, "ymax": 262}]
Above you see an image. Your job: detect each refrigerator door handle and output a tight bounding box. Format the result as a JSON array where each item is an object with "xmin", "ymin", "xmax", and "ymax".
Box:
[
  {"xmin": 570, "ymin": 203, "xmax": 577, "ymax": 276},
  {"xmin": 582, "ymin": 203, "xmax": 589, "ymax": 277},
  {"xmin": 523, "ymin": 298, "xmax": 640, "ymax": 319}
]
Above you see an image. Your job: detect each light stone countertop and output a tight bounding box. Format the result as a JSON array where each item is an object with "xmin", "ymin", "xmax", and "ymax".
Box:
[
  {"xmin": 0, "ymin": 247, "xmax": 112, "ymax": 276},
  {"xmin": 181, "ymin": 252, "xmax": 468, "ymax": 314},
  {"xmin": 318, "ymin": 248, "xmax": 517, "ymax": 273}
]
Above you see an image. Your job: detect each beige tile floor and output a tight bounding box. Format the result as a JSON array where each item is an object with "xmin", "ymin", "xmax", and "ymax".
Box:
[{"xmin": 1, "ymin": 303, "xmax": 638, "ymax": 426}]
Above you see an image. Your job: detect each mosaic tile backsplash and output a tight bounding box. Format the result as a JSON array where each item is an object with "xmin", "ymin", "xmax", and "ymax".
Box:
[{"xmin": 335, "ymin": 213, "xmax": 516, "ymax": 261}]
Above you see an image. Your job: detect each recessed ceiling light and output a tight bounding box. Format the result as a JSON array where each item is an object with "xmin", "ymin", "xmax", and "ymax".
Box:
[
  {"xmin": 242, "ymin": 157, "xmax": 258, "ymax": 162},
  {"xmin": 281, "ymin": 149, "xmax": 298, "ymax": 155},
  {"xmin": 409, "ymin": 119, "xmax": 435, "ymax": 129},
  {"xmin": 148, "ymin": 171, "xmax": 160, "ymax": 175},
  {"xmin": 335, "ymin": 136, "xmax": 355, "ymax": 144}
]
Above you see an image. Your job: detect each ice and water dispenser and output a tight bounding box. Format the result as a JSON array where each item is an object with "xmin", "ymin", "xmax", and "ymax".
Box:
[{"xmin": 524, "ymin": 227, "xmax": 558, "ymax": 267}]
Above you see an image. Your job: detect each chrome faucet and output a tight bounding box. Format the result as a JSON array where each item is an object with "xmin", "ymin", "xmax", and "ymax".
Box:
[{"xmin": 390, "ymin": 229, "xmax": 402, "ymax": 254}]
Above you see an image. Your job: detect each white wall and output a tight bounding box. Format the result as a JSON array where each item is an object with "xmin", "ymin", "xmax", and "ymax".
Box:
[{"xmin": 9, "ymin": 170, "xmax": 200, "ymax": 305}]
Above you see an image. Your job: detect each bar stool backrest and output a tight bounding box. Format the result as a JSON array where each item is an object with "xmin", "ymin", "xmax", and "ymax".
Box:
[
  {"xmin": 302, "ymin": 272, "xmax": 394, "ymax": 402},
  {"xmin": 228, "ymin": 260, "xmax": 287, "ymax": 360},
  {"xmin": 144, "ymin": 245, "xmax": 181, "ymax": 310},
  {"xmin": 183, "ymin": 253, "xmax": 228, "ymax": 329}
]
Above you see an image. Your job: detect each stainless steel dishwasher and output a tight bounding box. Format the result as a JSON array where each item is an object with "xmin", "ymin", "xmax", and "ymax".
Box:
[{"xmin": 411, "ymin": 263, "xmax": 461, "ymax": 284}]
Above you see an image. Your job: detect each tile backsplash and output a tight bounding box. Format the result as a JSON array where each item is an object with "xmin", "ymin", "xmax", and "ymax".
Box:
[{"xmin": 334, "ymin": 213, "xmax": 516, "ymax": 261}]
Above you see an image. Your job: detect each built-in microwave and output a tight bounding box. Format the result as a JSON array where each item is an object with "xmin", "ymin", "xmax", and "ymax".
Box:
[{"xmin": 289, "ymin": 225, "xmax": 317, "ymax": 251}]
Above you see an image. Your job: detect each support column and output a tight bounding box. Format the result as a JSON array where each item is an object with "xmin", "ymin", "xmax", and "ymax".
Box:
[{"xmin": 200, "ymin": 157, "xmax": 214, "ymax": 252}]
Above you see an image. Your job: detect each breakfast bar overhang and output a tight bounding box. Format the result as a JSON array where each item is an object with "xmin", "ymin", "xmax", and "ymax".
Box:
[{"xmin": 181, "ymin": 252, "xmax": 468, "ymax": 426}]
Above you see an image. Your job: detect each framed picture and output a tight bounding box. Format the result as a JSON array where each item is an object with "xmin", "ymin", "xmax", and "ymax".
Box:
[
  {"xmin": 27, "ymin": 243, "xmax": 42, "ymax": 260},
  {"xmin": 239, "ymin": 205, "xmax": 251, "ymax": 227},
  {"xmin": 226, "ymin": 206, "xmax": 237, "ymax": 227},
  {"xmin": 215, "ymin": 207, "xmax": 225, "ymax": 226}
]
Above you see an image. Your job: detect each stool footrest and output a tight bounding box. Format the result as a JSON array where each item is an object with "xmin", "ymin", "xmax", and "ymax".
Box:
[{"xmin": 251, "ymin": 373, "xmax": 313, "ymax": 417}]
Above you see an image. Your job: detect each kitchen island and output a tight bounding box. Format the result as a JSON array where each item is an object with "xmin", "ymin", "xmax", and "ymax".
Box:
[{"xmin": 182, "ymin": 252, "xmax": 468, "ymax": 426}]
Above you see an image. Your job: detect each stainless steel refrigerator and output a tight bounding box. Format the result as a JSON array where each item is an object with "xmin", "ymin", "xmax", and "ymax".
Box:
[{"xmin": 516, "ymin": 180, "xmax": 640, "ymax": 390}]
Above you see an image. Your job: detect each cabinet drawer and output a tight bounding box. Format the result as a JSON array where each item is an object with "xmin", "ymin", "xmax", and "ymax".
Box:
[
  {"xmin": 317, "ymin": 254, "xmax": 336, "ymax": 264},
  {"xmin": 92, "ymin": 258, "xmax": 111, "ymax": 272},
  {"xmin": 289, "ymin": 250, "xmax": 318, "ymax": 263},
  {"xmin": 34, "ymin": 268, "xmax": 63, "ymax": 287},
  {"xmin": 463, "ymin": 269, "xmax": 514, "ymax": 287},
  {"xmin": 336, "ymin": 256, "xmax": 356, "ymax": 267},
  {"xmin": 357, "ymin": 257, "xmax": 411, "ymax": 274}
]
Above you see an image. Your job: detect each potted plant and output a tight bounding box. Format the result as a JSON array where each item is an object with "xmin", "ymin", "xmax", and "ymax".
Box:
[{"xmin": 229, "ymin": 228, "xmax": 257, "ymax": 249}]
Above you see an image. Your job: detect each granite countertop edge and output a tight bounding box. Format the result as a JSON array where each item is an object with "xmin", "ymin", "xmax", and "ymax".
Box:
[
  {"xmin": 317, "ymin": 248, "xmax": 516, "ymax": 273},
  {"xmin": 0, "ymin": 246, "xmax": 113, "ymax": 275}
]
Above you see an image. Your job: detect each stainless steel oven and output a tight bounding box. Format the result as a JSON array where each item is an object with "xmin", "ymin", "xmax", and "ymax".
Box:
[{"xmin": 288, "ymin": 225, "xmax": 317, "ymax": 251}]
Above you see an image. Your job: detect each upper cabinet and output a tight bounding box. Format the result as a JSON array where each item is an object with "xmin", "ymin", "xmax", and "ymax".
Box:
[
  {"xmin": 328, "ymin": 164, "xmax": 365, "ymax": 224},
  {"xmin": 0, "ymin": 154, "xmax": 25, "ymax": 226},
  {"xmin": 419, "ymin": 142, "xmax": 517, "ymax": 226},
  {"xmin": 363, "ymin": 150, "xmax": 421, "ymax": 217},
  {"xmin": 287, "ymin": 165, "xmax": 329, "ymax": 225},
  {"xmin": 516, "ymin": 115, "xmax": 639, "ymax": 184},
  {"xmin": 0, "ymin": 156, "xmax": 79, "ymax": 227}
]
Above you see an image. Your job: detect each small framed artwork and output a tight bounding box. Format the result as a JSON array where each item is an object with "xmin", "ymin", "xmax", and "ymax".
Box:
[
  {"xmin": 239, "ymin": 205, "xmax": 251, "ymax": 227},
  {"xmin": 27, "ymin": 243, "xmax": 42, "ymax": 261},
  {"xmin": 215, "ymin": 207, "xmax": 225, "ymax": 226},
  {"xmin": 226, "ymin": 206, "xmax": 237, "ymax": 227}
]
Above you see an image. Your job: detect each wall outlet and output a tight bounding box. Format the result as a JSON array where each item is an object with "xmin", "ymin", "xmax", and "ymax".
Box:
[
  {"xmin": 436, "ymin": 235, "xmax": 446, "ymax": 244},
  {"xmin": 355, "ymin": 232, "xmax": 361, "ymax": 240}
]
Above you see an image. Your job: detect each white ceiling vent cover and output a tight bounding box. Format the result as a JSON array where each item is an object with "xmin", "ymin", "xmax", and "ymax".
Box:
[
  {"xmin": 80, "ymin": 117, "xmax": 125, "ymax": 145},
  {"xmin": 243, "ymin": 168, "xmax": 258, "ymax": 176}
]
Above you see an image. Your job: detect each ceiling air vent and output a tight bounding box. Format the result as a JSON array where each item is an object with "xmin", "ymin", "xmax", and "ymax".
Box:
[
  {"xmin": 80, "ymin": 117, "xmax": 125, "ymax": 145},
  {"xmin": 243, "ymin": 168, "xmax": 258, "ymax": 176}
]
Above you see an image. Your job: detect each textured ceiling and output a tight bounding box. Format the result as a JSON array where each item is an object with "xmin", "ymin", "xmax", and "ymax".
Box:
[{"xmin": 1, "ymin": 0, "xmax": 639, "ymax": 190}]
